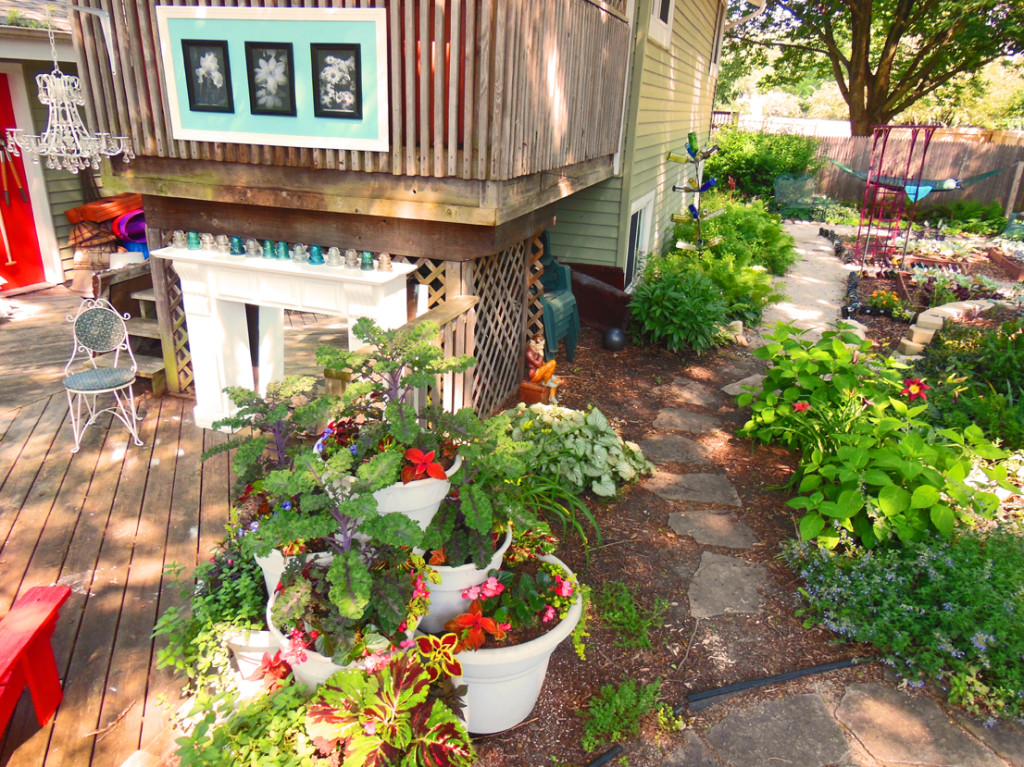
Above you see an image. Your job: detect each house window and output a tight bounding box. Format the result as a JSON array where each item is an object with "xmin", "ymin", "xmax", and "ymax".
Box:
[
  {"xmin": 649, "ymin": 0, "xmax": 675, "ymax": 48},
  {"xmin": 709, "ymin": 1, "xmax": 727, "ymax": 77},
  {"xmin": 625, "ymin": 192, "xmax": 655, "ymax": 292}
]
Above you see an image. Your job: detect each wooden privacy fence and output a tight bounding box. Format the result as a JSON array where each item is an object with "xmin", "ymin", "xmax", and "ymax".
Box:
[
  {"xmin": 815, "ymin": 136, "xmax": 1024, "ymax": 214},
  {"xmin": 70, "ymin": 0, "xmax": 630, "ymax": 181}
]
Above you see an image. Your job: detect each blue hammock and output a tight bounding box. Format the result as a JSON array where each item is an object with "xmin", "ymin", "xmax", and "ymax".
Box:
[{"xmin": 827, "ymin": 159, "xmax": 1010, "ymax": 202}]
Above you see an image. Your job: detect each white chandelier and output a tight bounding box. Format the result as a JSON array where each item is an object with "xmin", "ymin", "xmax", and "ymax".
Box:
[{"xmin": 5, "ymin": 9, "xmax": 133, "ymax": 175}]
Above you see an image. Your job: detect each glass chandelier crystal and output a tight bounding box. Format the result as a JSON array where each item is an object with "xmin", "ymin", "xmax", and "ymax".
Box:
[{"xmin": 5, "ymin": 13, "xmax": 133, "ymax": 175}]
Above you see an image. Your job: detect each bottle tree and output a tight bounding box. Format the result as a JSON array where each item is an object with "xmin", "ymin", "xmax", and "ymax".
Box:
[{"xmin": 668, "ymin": 132, "xmax": 724, "ymax": 255}]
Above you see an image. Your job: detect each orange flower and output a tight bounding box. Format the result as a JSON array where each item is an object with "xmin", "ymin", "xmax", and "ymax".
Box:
[
  {"xmin": 444, "ymin": 599, "xmax": 507, "ymax": 651},
  {"xmin": 402, "ymin": 448, "xmax": 448, "ymax": 483}
]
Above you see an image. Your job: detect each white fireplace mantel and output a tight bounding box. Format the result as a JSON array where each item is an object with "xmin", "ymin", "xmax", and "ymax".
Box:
[{"xmin": 150, "ymin": 247, "xmax": 415, "ymax": 429}]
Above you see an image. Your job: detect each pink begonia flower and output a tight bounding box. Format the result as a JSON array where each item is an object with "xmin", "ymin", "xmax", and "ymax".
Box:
[
  {"xmin": 400, "ymin": 638, "xmax": 415, "ymax": 649},
  {"xmin": 364, "ymin": 722, "xmax": 377, "ymax": 736},
  {"xmin": 413, "ymin": 575, "xmax": 430, "ymax": 600},
  {"xmin": 362, "ymin": 651, "xmax": 393, "ymax": 673},
  {"xmin": 553, "ymin": 574, "xmax": 573, "ymax": 597},
  {"xmin": 481, "ymin": 577, "xmax": 504, "ymax": 598},
  {"xmin": 462, "ymin": 584, "xmax": 482, "ymax": 601},
  {"xmin": 498, "ymin": 622, "xmax": 511, "ymax": 632},
  {"xmin": 541, "ymin": 605, "xmax": 556, "ymax": 623}
]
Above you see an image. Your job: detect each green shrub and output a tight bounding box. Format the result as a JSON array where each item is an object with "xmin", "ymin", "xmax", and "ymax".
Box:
[
  {"xmin": 580, "ymin": 677, "xmax": 662, "ymax": 752},
  {"xmin": 738, "ymin": 323, "xmax": 1010, "ymax": 549},
  {"xmin": 705, "ymin": 127, "xmax": 822, "ymax": 201},
  {"xmin": 785, "ymin": 530, "xmax": 1024, "ymax": 722},
  {"xmin": 674, "ymin": 193, "xmax": 799, "ymax": 276},
  {"xmin": 630, "ymin": 264, "xmax": 730, "ymax": 353},
  {"xmin": 917, "ymin": 200, "xmax": 1008, "ymax": 236},
  {"xmin": 913, "ymin": 315, "xmax": 1024, "ymax": 449}
]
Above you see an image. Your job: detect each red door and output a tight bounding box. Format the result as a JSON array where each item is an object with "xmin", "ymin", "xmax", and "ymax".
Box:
[{"xmin": 0, "ymin": 73, "xmax": 46, "ymax": 291}]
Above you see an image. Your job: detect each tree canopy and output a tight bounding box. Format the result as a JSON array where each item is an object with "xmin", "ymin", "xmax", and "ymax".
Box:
[{"xmin": 727, "ymin": 0, "xmax": 1024, "ymax": 134}]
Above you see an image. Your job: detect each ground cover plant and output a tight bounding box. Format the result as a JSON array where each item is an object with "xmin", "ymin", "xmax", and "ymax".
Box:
[
  {"xmin": 703, "ymin": 126, "xmax": 822, "ymax": 201},
  {"xmin": 784, "ymin": 530, "xmax": 1024, "ymax": 722},
  {"xmin": 917, "ymin": 200, "xmax": 1008, "ymax": 237}
]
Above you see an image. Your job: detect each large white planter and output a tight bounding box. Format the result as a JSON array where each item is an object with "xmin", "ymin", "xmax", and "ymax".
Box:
[
  {"xmin": 225, "ymin": 629, "xmax": 279, "ymax": 679},
  {"xmin": 254, "ymin": 550, "xmax": 333, "ymax": 595},
  {"xmin": 266, "ymin": 592, "xmax": 350, "ymax": 689},
  {"xmin": 373, "ymin": 454, "xmax": 462, "ymax": 531},
  {"xmin": 453, "ymin": 555, "xmax": 582, "ymax": 734},
  {"xmin": 419, "ymin": 528, "xmax": 513, "ymax": 634}
]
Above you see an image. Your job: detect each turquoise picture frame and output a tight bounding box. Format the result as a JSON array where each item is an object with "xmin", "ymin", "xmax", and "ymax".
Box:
[{"xmin": 155, "ymin": 6, "xmax": 388, "ymax": 152}]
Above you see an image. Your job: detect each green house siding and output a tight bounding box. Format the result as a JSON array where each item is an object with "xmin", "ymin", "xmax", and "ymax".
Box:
[
  {"xmin": 547, "ymin": 176, "xmax": 623, "ymax": 267},
  {"xmin": 623, "ymin": 0, "xmax": 722, "ymax": 261},
  {"xmin": 22, "ymin": 61, "xmax": 91, "ymax": 279}
]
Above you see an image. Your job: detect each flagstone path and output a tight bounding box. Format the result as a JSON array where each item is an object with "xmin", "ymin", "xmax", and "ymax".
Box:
[{"xmin": 634, "ymin": 223, "xmax": 1024, "ymax": 767}]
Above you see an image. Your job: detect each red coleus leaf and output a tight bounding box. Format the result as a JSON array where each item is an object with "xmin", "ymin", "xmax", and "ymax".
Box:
[{"xmin": 444, "ymin": 600, "xmax": 506, "ymax": 651}]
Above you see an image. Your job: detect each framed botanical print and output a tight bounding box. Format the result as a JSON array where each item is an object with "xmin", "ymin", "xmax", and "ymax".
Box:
[
  {"xmin": 310, "ymin": 43, "xmax": 362, "ymax": 120},
  {"xmin": 181, "ymin": 39, "xmax": 234, "ymax": 113},
  {"xmin": 245, "ymin": 42, "xmax": 297, "ymax": 117}
]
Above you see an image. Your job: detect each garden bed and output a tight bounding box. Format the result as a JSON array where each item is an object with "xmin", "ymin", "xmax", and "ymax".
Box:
[{"xmin": 986, "ymin": 247, "xmax": 1024, "ymax": 282}]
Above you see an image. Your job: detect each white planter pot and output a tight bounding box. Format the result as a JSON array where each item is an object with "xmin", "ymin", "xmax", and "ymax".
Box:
[
  {"xmin": 225, "ymin": 629, "xmax": 279, "ymax": 679},
  {"xmin": 453, "ymin": 554, "xmax": 582, "ymax": 734},
  {"xmin": 419, "ymin": 528, "xmax": 513, "ymax": 634},
  {"xmin": 372, "ymin": 454, "xmax": 462, "ymax": 531},
  {"xmin": 254, "ymin": 550, "xmax": 333, "ymax": 595},
  {"xmin": 266, "ymin": 592, "xmax": 350, "ymax": 689}
]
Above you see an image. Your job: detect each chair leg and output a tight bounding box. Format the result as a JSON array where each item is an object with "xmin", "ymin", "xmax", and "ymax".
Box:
[
  {"xmin": 111, "ymin": 386, "xmax": 144, "ymax": 447},
  {"xmin": 65, "ymin": 389, "xmax": 85, "ymax": 454}
]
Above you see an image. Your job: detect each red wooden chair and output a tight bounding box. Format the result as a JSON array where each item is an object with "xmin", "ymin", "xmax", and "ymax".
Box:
[{"xmin": 0, "ymin": 586, "xmax": 72, "ymax": 732}]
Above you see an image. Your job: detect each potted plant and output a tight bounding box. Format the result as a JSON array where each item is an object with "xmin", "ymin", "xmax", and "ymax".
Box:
[
  {"xmin": 267, "ymin": 543, "xmax": 433, "ymax": 688},
  {"xmin": 437, "ymin": 531, "xmax": 590, "ymax": 734}
]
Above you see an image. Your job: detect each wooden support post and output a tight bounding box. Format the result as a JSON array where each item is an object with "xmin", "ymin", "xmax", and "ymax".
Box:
[{"xmin": 1006, "ymin": 161, "xmax": 1024, "ymax": 219}]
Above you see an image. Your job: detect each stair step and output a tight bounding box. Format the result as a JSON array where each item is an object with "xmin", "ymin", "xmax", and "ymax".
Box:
[
  {"xmin": 92, "ymin": 354, "xmax": 167, "ymax": 396},
  {"xmin": 125, "ymin": 317, "xmax": 161, "ymax": 340},
  {"xmin": 132, "ymin": 288, "xmax": 156, "ymax": 302}
]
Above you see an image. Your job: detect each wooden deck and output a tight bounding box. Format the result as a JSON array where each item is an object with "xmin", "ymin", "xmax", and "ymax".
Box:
[{"xmin": 0, "ymin": 287, "xmax": 350, "ymax": 766}]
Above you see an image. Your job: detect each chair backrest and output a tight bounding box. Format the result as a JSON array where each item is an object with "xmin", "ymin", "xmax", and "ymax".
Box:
[
  {"xmin": 65, "ymin": 298, "xmax": 135, "ymax": 372},
  {"xmin": 538, "ymin": 231, "xmax": 572, "ymax": 295}
]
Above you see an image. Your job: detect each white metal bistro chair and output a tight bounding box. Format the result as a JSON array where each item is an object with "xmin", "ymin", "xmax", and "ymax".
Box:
[{"xmin": 63, "ymin": 298, "xmax": 144, "ymax": 453}]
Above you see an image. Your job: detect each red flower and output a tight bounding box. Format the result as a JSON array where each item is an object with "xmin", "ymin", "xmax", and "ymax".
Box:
[
  {"xmin": 402, "ymin": 448, "xmax": 448, "ymax": 484},
  {"xmin": 902, "ymin": 378, "xmax": 931, "ymax": 402},
  {"xmin": 445, "ymin": 599, "xmax": 507, "ymax": 651},
  {"xmin": 792, "ymin": 402, "xmax": 811, "ymax": 413}
]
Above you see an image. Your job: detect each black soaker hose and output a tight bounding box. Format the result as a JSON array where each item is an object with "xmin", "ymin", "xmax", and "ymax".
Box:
[{"xmin": 583, "ymin": 657, "xmax": 865, "ymax": 767}]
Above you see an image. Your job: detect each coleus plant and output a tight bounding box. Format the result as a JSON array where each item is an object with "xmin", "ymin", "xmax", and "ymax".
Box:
[{"xmin": 305, "ymin": 643, "xmax": 474, "ymax": 767}]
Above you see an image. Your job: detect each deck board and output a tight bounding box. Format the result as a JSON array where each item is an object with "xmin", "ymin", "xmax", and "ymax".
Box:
[{"xmin": 0, "ymin": 287, "xmax": 233, "ymax": 767}]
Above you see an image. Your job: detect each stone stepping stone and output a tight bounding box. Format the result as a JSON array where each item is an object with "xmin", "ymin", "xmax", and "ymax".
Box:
[
  {"xmin": 639, "ymin": 433, "xmax": 710, "ymax": 465},
  {"xmin": 706, "ymin": 694, "xmax": 849, "ymax": 767},
  {"xmin": 958, "ymin": 715, "xmax": 1024, "ymax": 767},
  {"xmin": 653, "ymin": 409, "xmax": 725, "ymax": 434},
  {"xmin": 645, "ymin": 471, "xmax": 742, "ymax": 506},
  {"xmin": 653, "ymin": 378, "xmax": 724, "ymax": 409},
  {"xmin": 668, "ymin": 511, "xmax": 757, "ymax": 549},
  {"xmin": 836, "ymin": 683, "xmax": 1005, "ymax": 767},
  {"xmin": 688, "ymin": 551, "xmax": 764, "ymax": 618},
  {"xmin": 662, "ymin": 732, "xmax": 719, "ymax": 767},
  {"xmin": 721, "ymin": 373, "xmax": 764, "ymax": 397}
]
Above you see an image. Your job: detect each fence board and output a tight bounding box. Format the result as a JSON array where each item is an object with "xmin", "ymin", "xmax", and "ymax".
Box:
[{"xmin": 815, "ymin": 136, "xmax": 1024, "ymax": 213}]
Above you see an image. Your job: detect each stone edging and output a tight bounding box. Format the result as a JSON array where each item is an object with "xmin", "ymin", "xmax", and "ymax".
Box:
[{"xmin": 896, "ymin": 299, "xmax": 1015, "ymax": 356}]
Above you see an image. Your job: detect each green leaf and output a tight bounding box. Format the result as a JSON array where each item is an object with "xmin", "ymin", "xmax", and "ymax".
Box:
[
  {"xmin": 328, "ymin": 549, "xmax": 373, "ymax": 620},
  {"xmin": 930, "ymin": 505, "xmax": 955, "ymax": 537},
  {"xmin": 910, "ymin": 485, "xmax": 941, "ymax": 509},
  {"xmin": 799, "ymin": 512, "xmax": 826, "ymax": 540},
  {"xmin": 798, "ymin": 473, "xmax": 822, "ymax": 493},
  {"xmin": 592, "ymin": 476, "xmax": 617, "ymax": 497},
  {"xmin": 862, "ymin": 469, "xmax": 894, "ymax": 486},
  {"xmin": 878, "ymin": 485, "xmax": 910, "ymax": 516}
]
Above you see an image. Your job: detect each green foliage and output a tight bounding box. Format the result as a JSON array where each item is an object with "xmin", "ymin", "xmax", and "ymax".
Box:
[
  {"xmin": 684, "ymin": 194, "xmax": 799, "ymax": 277},
  {"xmin": 912, "ymin": 314, "xmax": 1024, "ymax": 449},
  {"xmin": 176, "ymin": 682, "xmax": 316, "ymax": 767},
  {"xmin": 737, "ymin": 323, "xmax": 1010, "ymax": 548},
  {"xmin": 152, "ymin": 542, "xmax": 268, "ymax": 692},
  {"xmin": 595, "ymin": 580, "xmax": 668, "ymax": 650},
  {"xmin": 918, "ymin": 200, "xmax": 1009, "ymax": 237},
  {"xmin": 306, "ymin": 654, "xmax": 475, "ymax": 766},
  {"xmin": 785, "ymin": 530, "xmax": 1024, "ymax": 721},
  {"xmin": 506, "ymin": 403, "xmax": 653, "ymax": 498},
  {"xmin": 631, "ymin": 265, "xmax": 731, "ymax": 354},
  {"xmin": 580, "ymin": 677, "xmax": 662, "ymax": 752},
  {"xmin": 704, "ymin": 127, "xmax": 822, "ymax": 201},
  {"xmin": 201, "ymin": 376, "xmax": 335, "ymax": 494}
]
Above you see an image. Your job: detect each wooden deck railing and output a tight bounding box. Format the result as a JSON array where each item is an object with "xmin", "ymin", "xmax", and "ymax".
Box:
[{"xmin": 72, "ymin": 0, "xmax": 630, "ymax": 182}]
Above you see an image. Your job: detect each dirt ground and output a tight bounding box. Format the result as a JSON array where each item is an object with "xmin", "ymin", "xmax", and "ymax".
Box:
[{"xmin": 475, "ymin": 326, "xmax": 887, "ymax": 766}]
